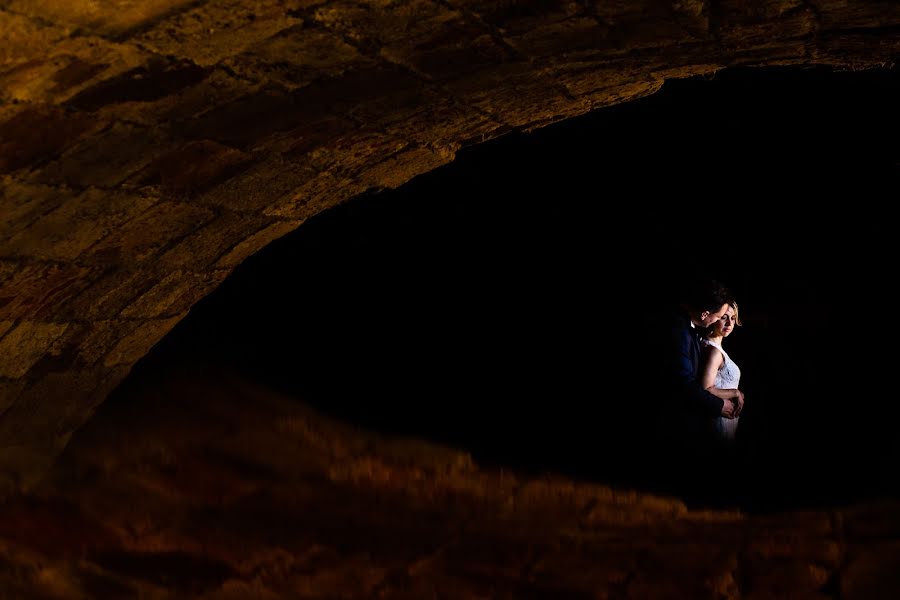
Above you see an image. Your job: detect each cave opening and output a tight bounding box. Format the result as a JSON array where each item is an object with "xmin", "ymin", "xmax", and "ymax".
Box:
[{"xmin": 106, "ymin": 65, "xmax": 899, "ymax": 513}]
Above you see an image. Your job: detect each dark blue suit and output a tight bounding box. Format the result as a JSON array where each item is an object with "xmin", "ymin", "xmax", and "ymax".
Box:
[{"xmin": 662, "ymin": 311, "xmax": 725, "ymax": 443}]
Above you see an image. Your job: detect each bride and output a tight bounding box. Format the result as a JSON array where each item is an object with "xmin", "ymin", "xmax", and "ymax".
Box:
[{"xmin": 700, "ymin": 301, "xmax": 744, "ymax": 442}]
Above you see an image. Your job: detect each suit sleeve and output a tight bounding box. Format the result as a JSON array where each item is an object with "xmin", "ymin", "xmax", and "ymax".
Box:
[{"xmin": 670, "ymin": 326, "xmax": 726, "ymax": 417}]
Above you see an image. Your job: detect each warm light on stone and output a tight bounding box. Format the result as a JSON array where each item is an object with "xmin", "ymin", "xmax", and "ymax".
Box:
[{"xmin": 0, "ymin": 2, "xmax": 899, "ymax": 595}]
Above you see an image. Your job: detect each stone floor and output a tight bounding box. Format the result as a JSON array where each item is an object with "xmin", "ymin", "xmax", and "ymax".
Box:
[{"xmin": 1, "ymin": 366, "xmax": 899, "ymax": 599}]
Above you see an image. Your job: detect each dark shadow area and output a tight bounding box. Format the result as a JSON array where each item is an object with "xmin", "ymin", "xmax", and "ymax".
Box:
[{"xmin": 120, "ymin": 65, "xmax": 899, "ymax": 512}]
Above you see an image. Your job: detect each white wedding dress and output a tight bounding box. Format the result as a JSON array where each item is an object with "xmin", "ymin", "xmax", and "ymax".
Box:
[{"xmin": 702, "ymin": 338, "xmax": 741, "ymax": 441}]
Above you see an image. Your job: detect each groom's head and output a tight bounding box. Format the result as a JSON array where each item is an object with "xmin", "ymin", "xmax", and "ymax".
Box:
[{"xmin": 682, "ymin": 278, "xmax": 732, "ymax": 328}]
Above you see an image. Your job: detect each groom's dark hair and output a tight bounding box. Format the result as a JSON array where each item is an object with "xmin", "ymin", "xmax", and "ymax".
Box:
[{"xmin": 682, "ymin": 277, "xmax": 733, "ymax": 314}]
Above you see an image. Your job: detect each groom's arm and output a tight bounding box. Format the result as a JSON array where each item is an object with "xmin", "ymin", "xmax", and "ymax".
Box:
[{"xmin": 669, "ymin": 327, "xmax": 726, "ymax": 417}]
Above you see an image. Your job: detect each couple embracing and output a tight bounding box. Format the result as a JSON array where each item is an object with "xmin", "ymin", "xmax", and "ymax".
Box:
[{"xmin": 662, "ymin": 278, "xmax": 745, "ymax": 452}]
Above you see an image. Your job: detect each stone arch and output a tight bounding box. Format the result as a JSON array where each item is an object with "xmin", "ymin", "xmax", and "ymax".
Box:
[{"xmin": 1, "ymin": 0, "xmax": 898, "ymax": 489}]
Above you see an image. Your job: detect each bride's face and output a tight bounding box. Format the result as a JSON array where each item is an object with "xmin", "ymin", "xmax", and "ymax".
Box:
[{"xmin": 713, "ymin": 306, "xmax": 737, "ymax": 338}]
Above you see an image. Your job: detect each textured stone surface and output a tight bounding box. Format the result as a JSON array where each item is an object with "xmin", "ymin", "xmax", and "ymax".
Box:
[
  {"xmin": 0, "ymin": 188, "xmax": 158, "ymax": 261},
  {"xmin": 843, "ymin": 542, "xmax": 900, "ymax": 600},
  {"xmin": 0, "ymin": 368, "xmax": 896, "ymax": 598},
  {"xmin": 0, "ymin": 0, "xmax": 898, "ymax": 490},
  {"xmin": 5, "ymin": 0, "xmax": 198, "ymax": 38},
  {"xmin": 0, "ymin": 321, "xmax": 69, "ymax": 378}
]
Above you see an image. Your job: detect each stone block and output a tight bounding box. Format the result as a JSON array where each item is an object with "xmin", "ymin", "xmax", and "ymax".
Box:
[
  {"xmin": 64, "ymin": 56, "xmax": 209, "ymax": 113},
  {"xmin": 184, "ymin": 65, "xmax": 427, "ymax": 152},
  {"xmin": 5, "ymin": 0, "xmax": 198, "ymax": 38},
  {"xmin": 0, "ymin": 178, "xmax": 74, "ymax": 242},
  {"xmin": 0, "ymin": 10, "xmax": 70, "ymax": 72},
  {"xmin": 0, "ymin": 262, "xmax": 99, "ymax": 321},
  {"xmin": 443, "ymin": 62, "xmax": 578, "ymax": 127},
  {"xmin": 215, "ymin": 220, "xmax": 303, "ymax": 268},
  {"xmin": 359, "ymin": 95, "xmax": 503, "ymax": 151},
  {"xmin": 716, "ymin": 0, "xmax": 815, "ymax": 48},
  {"xmin": 115, "ymin": 271, "xmax": 197, "ymax": 319},
  {"xmin": 313, "ymin": 0, "xmax": 464, "ymax": 47},
  {"xmin": 110, "ymin": 69, "xmax": 262, "ymax": 127},
  {"xmin": 0, "ymin": 188, "xmax": 158, "ymax": 261},
  {"xmin": 460, "ymin": 1, "xmax": 624, "ymax": 65},
  {"xmin": 798, "ymin": 0, "xmax": 899, "ymax": 30},
  {"xmin": 31, "ymin": 122, "xmax": 178, "ymax": 189},
  {"xmin": 224, "ymin": 25, "xmax": 372, "ymax": 91},
  {"xmin": 329, "ymin": 83, "xmax": 447, "ymax": 137},
  {"xmin": 357, "ymin": 146, "xmax": 453, "ymax": 190},
  {"xmin": 291, "ymin": 65, "xmax": 429, "ymax": 130},
  {"xmin": 19, "ymin": 321, "xmax": 90, "ymax": 379},
  {"xmin": 313, "ymin": 131, "xmax": 410, "ymax": 176},
  {"xmin": 584, "ymin": 1, "xmax": 696, "ymax": 52},
  {"xmin": 182, "ymin": 89, "xmax": 318, "ymax": 150},
  {"xmin": 83, "ymin": 200, "xmax": 215, "ymax": 265},
  {"xmin": 0, "ymin": 34, "xmax": 147, "ymax": 104},
  {"xmin": 55, "ymin": 269, "xmax": 154, "ymax": 322},
  {"xmin": 262, "ymin": 130, "xmax": 410, "ymax": 214},
  {"xmin": 74, "ymin": 320, "xmax": 140, "ymax": 367},
  {"xmin": 156, "ymin": 211, "xmax": 270, "ymax": 270},
  {"xmin": 579, "ymin": 80, "xmax": 664, "ymax": 110},
  {"xmin": 119, "ymin": 270, "xmax": 227, "ymax": 319},
  {"xmin": 547, "ymin": 62, "xmax": 645, "ymax": 98},
  {"xmin": 136, "ymin": 0, "xmax": 304, "ymax": 66},
  {"xmin": 76, "ymin": 319, "xmax": 188, "ymax": 372},
  {"xmin": 394, "ymin": 31, "xmax": 514, "ymax": 84},
  {"xmin": 446, "ymin": 0, "xmax": 576, "ymax": 35},
  {"xmin": 194, "ymin": 155, "xmax": 321, "ymax": 212},
  {"xmin": 262, "ymin": 170, "xmax": 369, "ymax": 219},
  {"xmin": 509, "ymin": 16, "xmax": 619, "ymax": 59},
  {"xmin": 136, "ymin": 140, "xmax": 253, "ymax": 199},
  {"xmin": 0, "ymin": 321, "xmax": 70, "ymax": 378},
  {"xmin": 268, "ymin": 114, "xmax": 359, "ymax": 160},
  {"xmin": 0, "ymin": 105, "xmax": 101, "ymax": 174}
]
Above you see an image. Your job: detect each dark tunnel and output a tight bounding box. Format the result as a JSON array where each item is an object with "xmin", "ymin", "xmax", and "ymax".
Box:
[{"xmin": 114, "ymin": 65, "xmax": 900, "ymax": 512}]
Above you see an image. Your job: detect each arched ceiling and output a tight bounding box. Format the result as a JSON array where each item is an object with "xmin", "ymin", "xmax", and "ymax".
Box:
[{"xmin": 1, "ymin": 0, "xmax": 898, "ymax": 490}]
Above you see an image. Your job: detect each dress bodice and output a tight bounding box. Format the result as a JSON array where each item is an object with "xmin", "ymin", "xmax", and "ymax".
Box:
[{"xmin": 703, "ymin": 339, "xmax": 741, "ymax": 390}]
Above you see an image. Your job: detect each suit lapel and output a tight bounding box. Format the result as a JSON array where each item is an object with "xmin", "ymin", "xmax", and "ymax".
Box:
[{"xmin": 690, "ymin": 326, "xmax": 701, "ymax": 371}]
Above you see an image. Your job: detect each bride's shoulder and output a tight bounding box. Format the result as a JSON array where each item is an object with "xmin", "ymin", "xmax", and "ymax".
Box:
[{"xmin": 701, "ymin": 338, "xmax": 724, "ymax": 352}]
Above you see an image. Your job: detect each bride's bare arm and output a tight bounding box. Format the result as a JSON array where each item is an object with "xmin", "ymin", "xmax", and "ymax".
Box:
[
  {"xmin": 700, "ymin": 346, "xmax": 724, "ymax": 390},
  {"xmin": 700, "ymin": 346, "xmax": 743, "ymax": 417}
]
